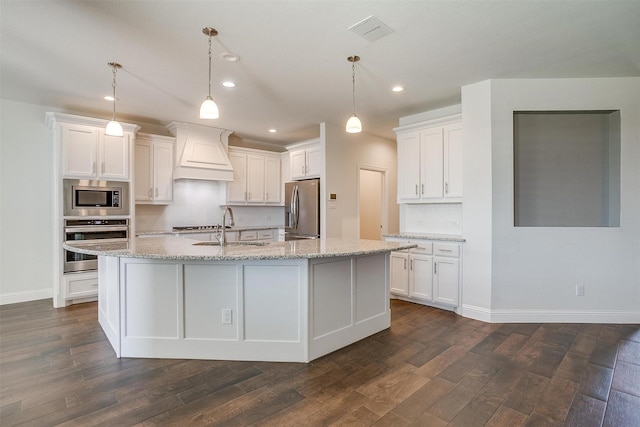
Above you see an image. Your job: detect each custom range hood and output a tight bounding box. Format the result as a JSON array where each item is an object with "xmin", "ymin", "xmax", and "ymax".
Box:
[{"xmin": 167, "ymin": 121, "xmax": 234, "ymax": 181}]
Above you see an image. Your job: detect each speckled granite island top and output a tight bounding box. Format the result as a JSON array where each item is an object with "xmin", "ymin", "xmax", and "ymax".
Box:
[{"xmin": 63, "ymin": 236, "xmax": 418, "ymax": 261}]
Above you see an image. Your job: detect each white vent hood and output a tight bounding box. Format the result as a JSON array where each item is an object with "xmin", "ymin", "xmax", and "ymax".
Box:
[{"xmin": 167, "ymin": 121, "xmax": 234, "ymax": 181}]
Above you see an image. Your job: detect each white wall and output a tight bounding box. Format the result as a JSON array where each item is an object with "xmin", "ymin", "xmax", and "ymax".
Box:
[
  {"xmin": 460, "ymin": 81, "xmax": 494, "ymax": 319},
  {"xmin": 322, "ymin": 122, "xmax": 399, "ymax": 239},
  {"xmin": 1, "ymin": 100, "xmax": 56, "ymax": 303},
  {"xmin": 462, "ymin": 78, "xmax": 640, "ymax": 323}
]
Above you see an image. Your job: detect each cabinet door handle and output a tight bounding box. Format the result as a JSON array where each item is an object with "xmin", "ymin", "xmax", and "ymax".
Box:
[
  {"xmin": 422, "ymin": 184, "xmax": 424, "ymax": 195},
  {"xmin": 92, "ymin": 161, "xmax": 96, "ymax": 174},
  {"xmin": 434, "ymin": 262, "xmax": 437, "ymax": 274},
  {"xmin": 410, "ymin": 260, "xmax": 413, "ymax": 270},
  {"xmin": 148, "ymin": 188, "xmax": 152, "ymax": 197},
  {"xmin": 155, "ymin": 188, "xmax": 158, "ymax": 197},
  {"xmin": 445, "ymin": 182, "xmax": 449, "ymax": 194},
  {"xmin": 102, "ymin": 162, "xmax": 105, "ymax": 174},
  {"xmin": 403, "ymin": 259, "xmax": 407, "ymax": 270},
  {"xmin": 415, "ymin": 185, "xmax": 418, "ymax": 195}
]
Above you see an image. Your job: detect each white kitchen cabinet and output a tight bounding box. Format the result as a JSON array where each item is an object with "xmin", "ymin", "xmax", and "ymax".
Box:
[
  {"xmin": 227, "ymin": 147, "xmax": 281, "ymax": 205},
  {"xmin": 395, "ymin": 115, "xmax": 462, "ymax": 203},
  {"xmin": 135, "ymin": 134, "xmax": 174, "ymax": 204},
  {"xmin": 288, "ymin": 140, "xmax": 321, "ymax": 180},
  {"xmin": 62, "ymin": 123, "xmax": 131, "ymax": 180},
  {"xmin": 387, "ymin": 238, "xmax": 461, "ymax": 312}
]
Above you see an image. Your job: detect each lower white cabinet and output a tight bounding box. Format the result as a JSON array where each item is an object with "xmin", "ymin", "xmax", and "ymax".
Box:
[
  {"xmin": 63, "ymin": 271, "xmax": 99, "ymax": 301},
  {"xmin": 175, "ymin": 229, "xmax": 277, "ymax": 243},
  {"xmin": 387, "ymin": 238, "xmax": 461, "ymax": 311}
]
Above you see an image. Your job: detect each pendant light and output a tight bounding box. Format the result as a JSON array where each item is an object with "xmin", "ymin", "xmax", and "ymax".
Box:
[
  {"xmin": 346, "ymin": 55, "xmax": 362, "ymax": 133},
  {"xmin": 105, "ymin": 62, "xmax": 124, "ymax": 137},
  {"xmin": 200, "ymin": 27, "xmax": 220, "ymax": 119}
]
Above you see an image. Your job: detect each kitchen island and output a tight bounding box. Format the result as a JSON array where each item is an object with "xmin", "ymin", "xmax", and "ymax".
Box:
[{"xmin": 63, "ymin": 237, "xmax": 416, "ymax": 362}]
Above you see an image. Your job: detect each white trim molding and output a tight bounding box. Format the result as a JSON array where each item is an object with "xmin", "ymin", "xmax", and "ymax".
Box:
[
  {"xmin": 1, "ymin": 289, "xmax": 52, "ymax": 305},
  {"xmin": 490, "ymin": 309, "xmax": 640, "ymax": 324},
  {"xmin": 461, "ymin": 304, "xmax": 640, "ymax": 324}
]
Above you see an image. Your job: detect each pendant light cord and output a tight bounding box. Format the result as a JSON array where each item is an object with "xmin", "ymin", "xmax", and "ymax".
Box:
[
  {"xmin": 207, "ymin": 34, "xmax": 212, "ymax": 98},
  {"xmin": 111, "ymin": 66, "xmax": 118, "ymax": 120},
  {"xmin": 351, "ymin": 61, "xmax": 357, "ymax": 116}
]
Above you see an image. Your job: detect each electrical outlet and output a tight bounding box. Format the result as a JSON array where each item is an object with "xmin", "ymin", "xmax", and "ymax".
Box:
[
  {"xmin": 576, "ymin": 284, "xmax": 585, "ymax": 296},
  {"xmin": 222, "ymin": 309, "xmax": 232, "ymax": 324}
]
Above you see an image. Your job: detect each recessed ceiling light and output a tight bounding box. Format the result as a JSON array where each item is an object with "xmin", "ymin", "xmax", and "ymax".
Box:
[
  {"xmin": 103, "ymin": 95, "xmax": 119, "ymax": 101},
  {"xmin": 221, "ymin": 52, "xmax": 240, "ymax": 62},
  {"xmin": 268, "ymin": 129, "xmax": 277, "ymax": 133},
  {"xmin": 392, "ymin": 86, "xmax": 404, "ymax": 93},
  {"xmin": 221, "ymin": 81, "xmax": 236, "ymax": 88}
]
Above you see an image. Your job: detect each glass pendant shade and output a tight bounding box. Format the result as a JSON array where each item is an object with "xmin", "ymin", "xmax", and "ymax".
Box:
[
  {"xmin": 200, "ymin": 96, "xmax": 219, "ymax": 119},
  {"xmin": 346, "ymin": 114, "xmax": 362, "ymax": 133},
  {"xmin": 105, "ymin": 120, "xmax": 124, "ymax": 137}
]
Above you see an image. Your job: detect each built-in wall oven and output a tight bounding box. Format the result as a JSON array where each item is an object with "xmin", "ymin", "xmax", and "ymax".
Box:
[{"xmin": 63, "ymin": 219, "xmax": 129, "ymax": 273}]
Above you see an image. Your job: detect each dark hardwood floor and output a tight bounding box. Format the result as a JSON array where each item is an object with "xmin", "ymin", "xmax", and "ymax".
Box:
[{"xmin": 1, "ymin": 299, "xmax": 638, "ymax": 426}]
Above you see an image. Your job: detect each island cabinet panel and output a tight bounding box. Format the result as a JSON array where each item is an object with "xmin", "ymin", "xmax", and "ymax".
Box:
[
  {"xmin": 98, "ymin": 256, "xmax": 120, "ymax": 356},
  {"xmin": 184, "ymin": 264, "xmax": 239, "ymax": 340},
  {"xmin": 308, "ymin": 253, "xmax": 390, "ymax": 361},
  {"xmin": 123, "ymin": 262, "xmax": 181, "ymax": 339},
  {"xmin": 312, "ymin": 258, "xmax": 353, "ymax": 338},
  {"xmin": 244, "ymin": 265, "xmax": 301, "ymax": 342}
]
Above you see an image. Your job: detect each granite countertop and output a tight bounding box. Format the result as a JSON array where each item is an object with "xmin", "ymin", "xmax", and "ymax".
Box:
[
  {"xmin": 63, "ymin": 236, "xmax": 417, "ymax": 261},
  {"xmin": 383, "ymin": 233, "xmax": 465, "ymax": 242},
  {"xmin": 137, "ymin": 225, "xmax": 282, "ymax": 237}
]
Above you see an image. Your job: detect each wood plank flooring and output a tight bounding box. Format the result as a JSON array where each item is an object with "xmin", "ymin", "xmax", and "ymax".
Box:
[{"xmin": 1, "ymin": 299, "xmax": 638, "ymax": 426}]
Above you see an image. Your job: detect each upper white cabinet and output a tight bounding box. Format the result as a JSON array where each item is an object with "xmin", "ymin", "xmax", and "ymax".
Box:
[
  {"xmin": 61, "ymin": 123, "xmax": 131, "ymax": 180},
  {"xmin": 288, "ymin": 139, "xmax": 321, "ymax": 180},
  {"xmin": 395, "ymin": 115, "xmax": 462, "ymax": 203},
  {"xmin": 135, "ymin": 133, "xmax": 174, "ymax": 204},
  {"xmin": 227, "ymin": 147, "xmax": 282, "ymax": 205}
]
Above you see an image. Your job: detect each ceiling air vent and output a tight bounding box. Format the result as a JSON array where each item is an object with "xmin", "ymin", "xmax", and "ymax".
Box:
[{"xmin": 348, "ymin": 16, "xmax": 394, "ymax": 42}]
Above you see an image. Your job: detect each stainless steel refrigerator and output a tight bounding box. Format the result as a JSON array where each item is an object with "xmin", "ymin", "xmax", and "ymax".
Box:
[{"xmin": 284, "ymin": 179, "xmax": 320, "ymax": 240}]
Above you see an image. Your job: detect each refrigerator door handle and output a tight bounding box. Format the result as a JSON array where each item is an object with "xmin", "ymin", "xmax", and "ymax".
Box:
[
  {"xmin": 291, "ymin": 185, "xmax": 299, "ymax": 229},
  {"xmin": 295, "ymin": 185, "xmax": 300, "ymax": 229}
]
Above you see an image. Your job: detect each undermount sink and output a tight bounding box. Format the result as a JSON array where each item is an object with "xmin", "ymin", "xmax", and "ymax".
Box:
[{"xmin": 192, "ymin": 241, "xmax": 269, "ymax": 247}]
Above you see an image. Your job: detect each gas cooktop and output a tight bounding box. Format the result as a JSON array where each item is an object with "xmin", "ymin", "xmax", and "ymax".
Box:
[{"xmin": 172, "ymin": 225, "xmax": 231, "ymax": 231}]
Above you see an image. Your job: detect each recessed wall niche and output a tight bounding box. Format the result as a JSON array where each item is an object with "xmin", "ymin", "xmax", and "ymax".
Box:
[{"xmin": 513, "ymin": 110, "xmax": 620, "ymax": 227}]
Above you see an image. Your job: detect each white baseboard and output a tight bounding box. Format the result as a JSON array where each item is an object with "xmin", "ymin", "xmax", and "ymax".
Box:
[
  {"xmin": 0, "ymin": 289, "xmax": 52, "ymax": 305},
  {"xmin": 461, "ymin": 304, "xmax": 640, "ymax": 324},
  {"xmin": 461, "ymin": 304, "xmax": 492, "ymax": 322},
  {"xmin": 490, "ymin": 309, "xmax": 640, "ymax": 324}
]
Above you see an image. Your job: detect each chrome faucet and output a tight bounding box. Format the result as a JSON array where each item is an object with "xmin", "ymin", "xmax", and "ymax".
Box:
[{"xmin": 220, "ymin": 206, "xmax": 235, "ymax": 246}]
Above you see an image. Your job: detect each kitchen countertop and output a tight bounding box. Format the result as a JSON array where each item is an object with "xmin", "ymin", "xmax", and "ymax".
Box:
[
  {"xmin": 63, "ymin": 236, "xmax": 417, "ymax": 261},
  {"xmin": 383, "ymin": 233, "xmax": 466, "ymax": 242},
  {"xmin": 137, "ymin": 225, "xmax": 282, "ymax": 237}
]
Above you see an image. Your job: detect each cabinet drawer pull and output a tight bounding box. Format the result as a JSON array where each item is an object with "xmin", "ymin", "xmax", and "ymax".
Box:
[{"xmin": 439, "ymin": 249, "xmax": 452, "ymax": 252}]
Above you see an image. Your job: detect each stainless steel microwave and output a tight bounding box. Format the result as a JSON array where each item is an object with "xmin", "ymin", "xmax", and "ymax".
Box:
[{"xmin": 63, "ymin": 179, "xmax": 130, "ymax": 217}]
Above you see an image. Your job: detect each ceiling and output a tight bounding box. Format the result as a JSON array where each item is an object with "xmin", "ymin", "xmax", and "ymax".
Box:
[{"xmin": 2, "ymin": 1, "xmax": 639, "ymax": 146}]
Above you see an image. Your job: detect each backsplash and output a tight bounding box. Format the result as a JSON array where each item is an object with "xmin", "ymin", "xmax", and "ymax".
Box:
[
  {"xmin": 135, "ymin": 180, "xmax": 285, "ymax": 232},
  {"xmin": 400, "ymin": 203, "xmax": 462, "ymax": 235}
]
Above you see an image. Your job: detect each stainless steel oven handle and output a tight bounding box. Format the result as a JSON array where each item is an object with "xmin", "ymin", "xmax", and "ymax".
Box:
[
  {"xmin": 64, "ymin": 238, "xmax": 129, "ymax": 245},
  {"xmin": 64, "ymin": 226, "xmax": 129, "ymax": 233}
]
